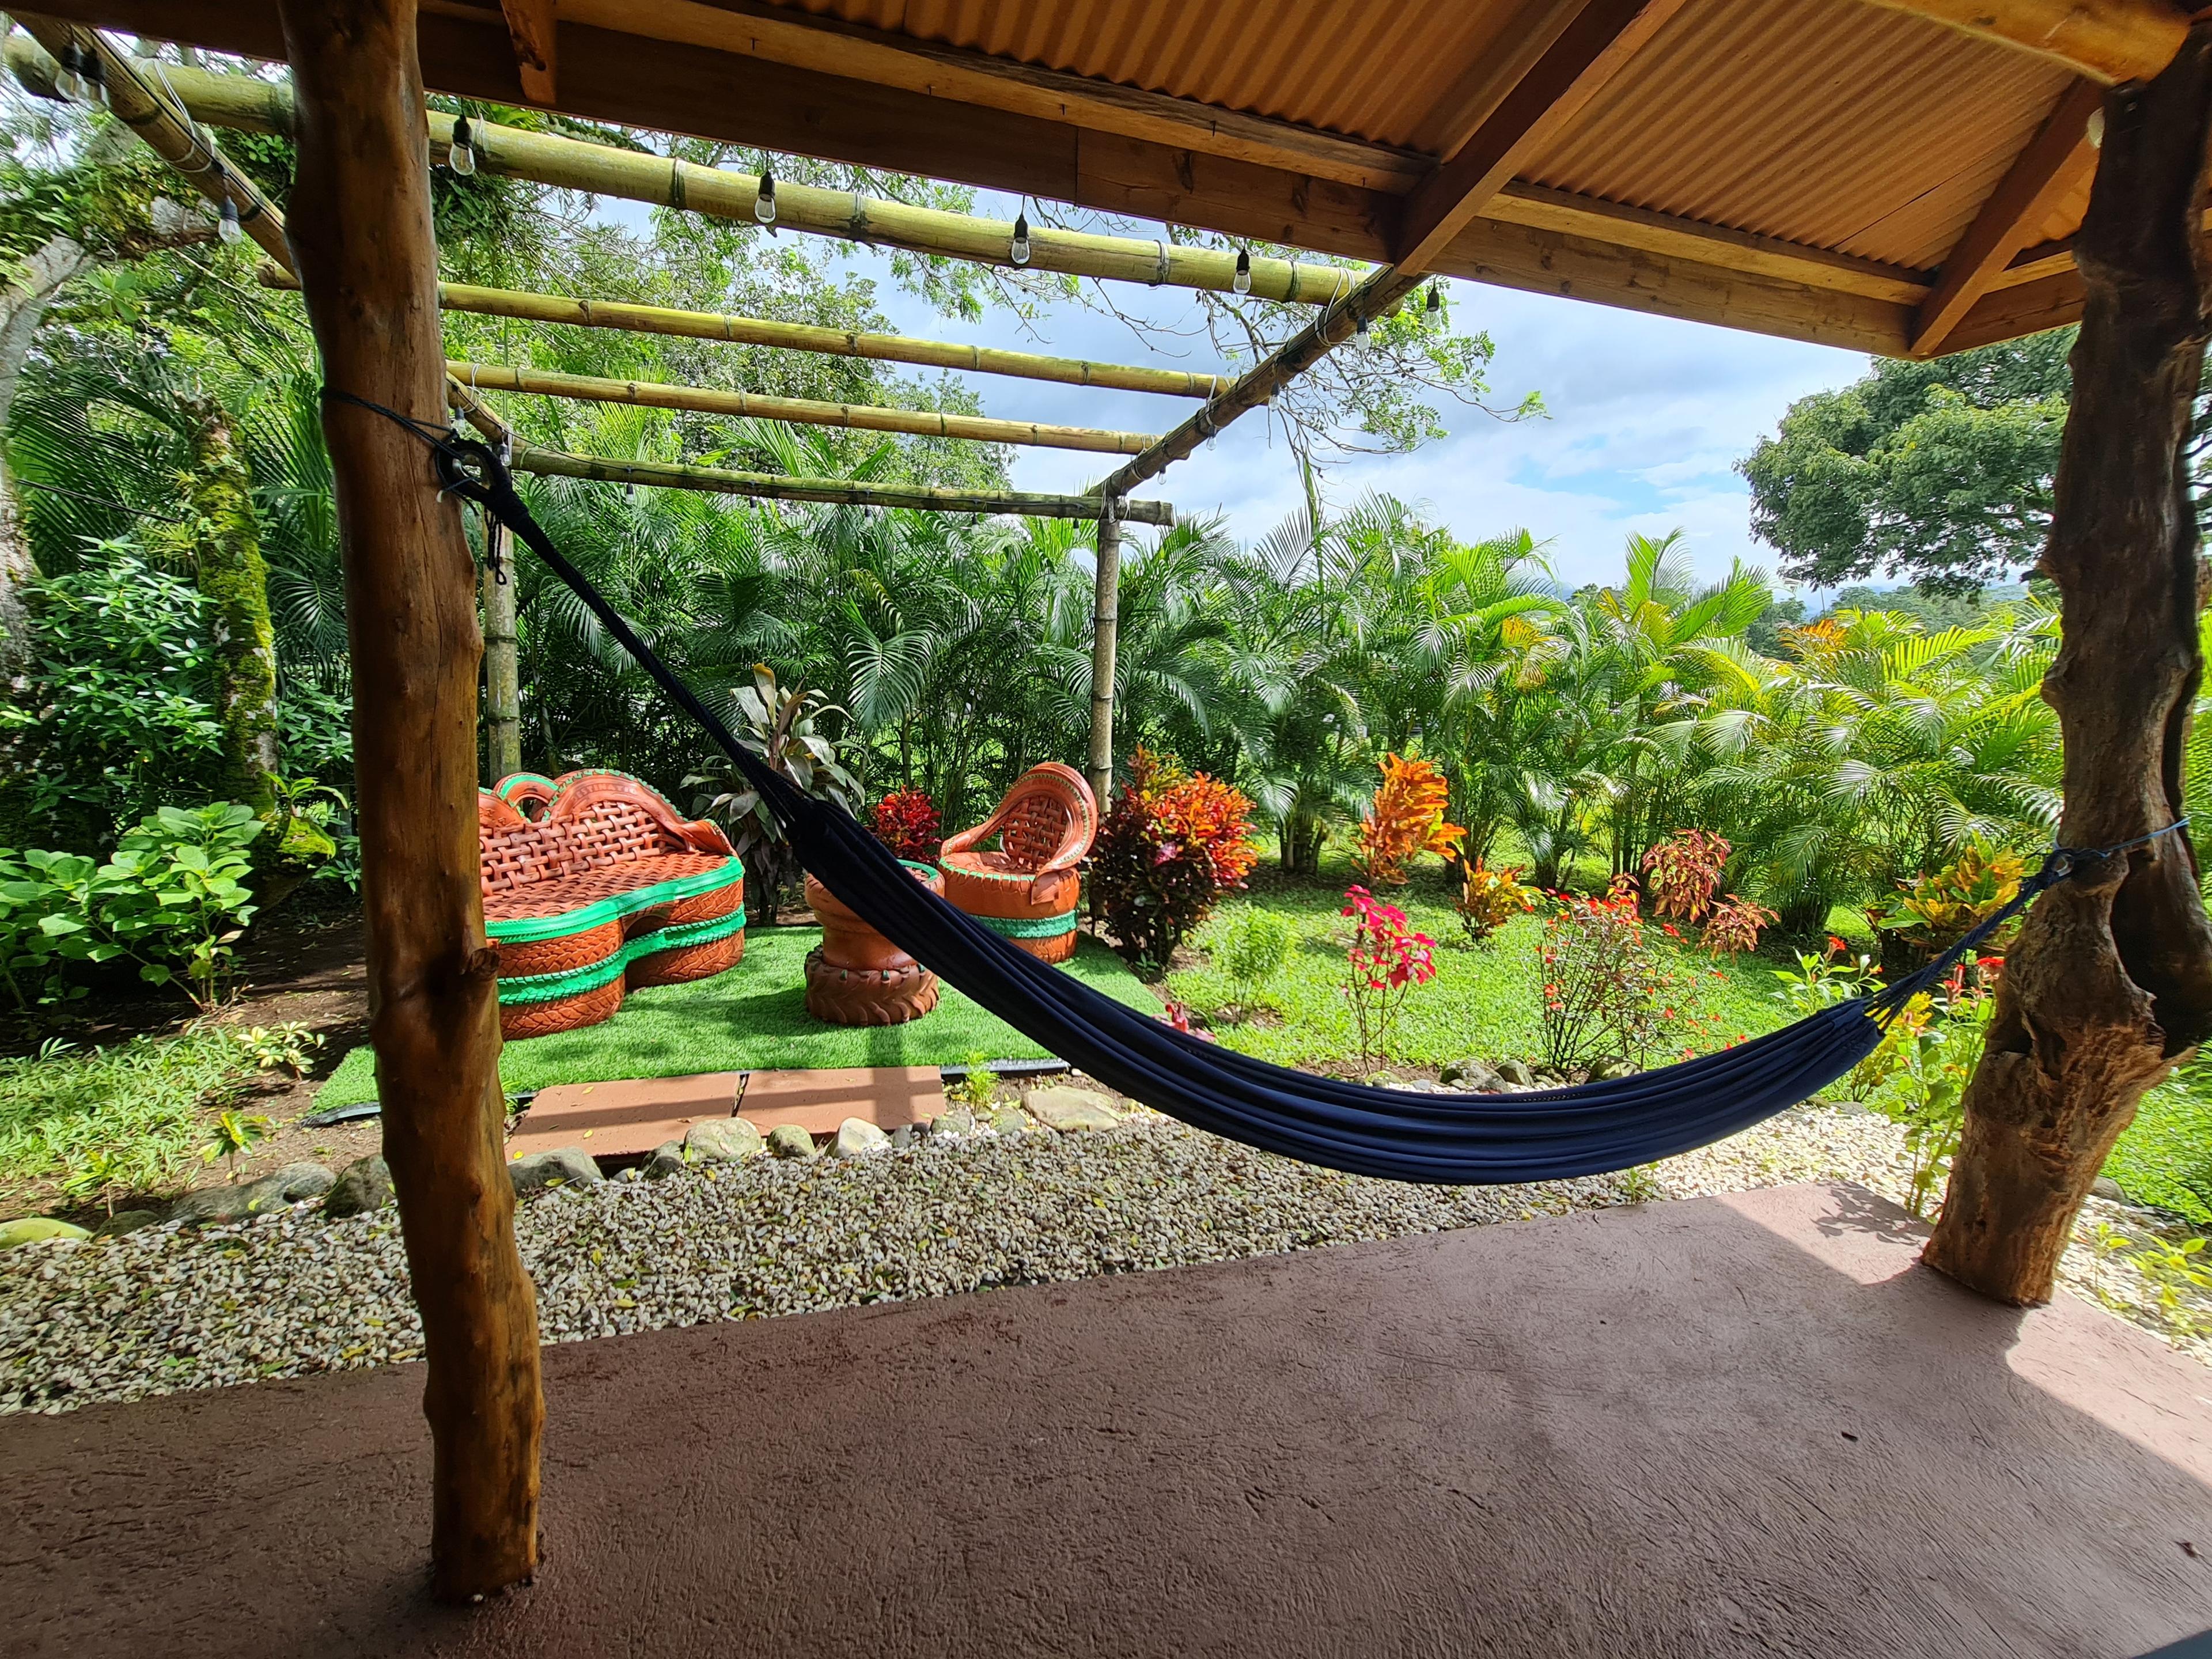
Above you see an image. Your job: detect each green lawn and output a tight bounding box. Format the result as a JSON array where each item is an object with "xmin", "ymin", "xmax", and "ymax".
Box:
[
  {"xmin": 1168, "ymin": 866, "xmax": 1790, "ymax": 1071},
  {"xmin": 314, "ymin": 928, "xmax": 1158, "ymax": 1107}
]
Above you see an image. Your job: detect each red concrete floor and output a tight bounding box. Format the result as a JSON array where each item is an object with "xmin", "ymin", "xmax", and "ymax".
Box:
[{"xmin": 5, "ymin": 1183, "xmax": 2211, "ymax": 1658}]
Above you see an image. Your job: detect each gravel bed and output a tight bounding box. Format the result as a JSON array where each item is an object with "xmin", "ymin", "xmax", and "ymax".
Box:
[{"xmin": 3, "ymin": 1103, "xmax": 2203, "ymax": 1415}]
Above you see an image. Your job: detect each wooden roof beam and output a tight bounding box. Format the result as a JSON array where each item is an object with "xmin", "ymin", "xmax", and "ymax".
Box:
[
  {"xmin": 1858, "ymin": 0, "xmax": 2188, "ymax": 85},
  {"xmin": 1395, "ymin": 0, "xmax": 1694, "ymax": 275},
  {"xmin": 1910, "ymin": 77, "xmax": 2104, "ymax": 356},
  {"xmin": 497, "ymin": 0, "xmax": 555, "ymax": 105},
  {"xmin": 446, "ymin": 359, "xmax": 1159, "ymax": 454},
  {"xmin": 503, "ymin": 441, "xmax": 1175, "ymax": 523}
]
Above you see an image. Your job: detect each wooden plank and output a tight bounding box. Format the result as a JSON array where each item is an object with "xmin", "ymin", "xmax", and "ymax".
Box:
[
  {"xmin": 1395, "ymin": 0, "xmax": 1694, "ymax": 275},
  {"xmin": 446, "ymin": 358, "xmax": 1160, "ymax": 453},
  {"xmin": 503, "ymin": 442, "xmax": 1177, "ymax": 523},
  {"xmin": 1939, "ymin": 265, "xmax": 2086, "ymax": 353},
  {"xmin": 496, "ymin": 0, "xmax": 554, "ymax": 104},
  {"xmin": 1911, "ymin": 78, "xmax": 2104, "ymax": 357},
  {"xmin": 1860, "ymin": 0, "xmax": 2187, "ymax": 85}
]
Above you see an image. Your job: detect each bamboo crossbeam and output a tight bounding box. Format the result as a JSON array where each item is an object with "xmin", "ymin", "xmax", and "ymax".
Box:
[
  {"xmin": 503, "ymin": 442, "xmax": 1174, "ymax": 524},
  {"xmin": 447, "ymin": 359, "xmax": 1156, "ymax": 453},
  {"xmin": 46, "ymin": 50, "xmax": 1362, "ymax": 308},
  {"xmin": 266, "ymin": 272, "xmax": 1227, "ymax": 399}
]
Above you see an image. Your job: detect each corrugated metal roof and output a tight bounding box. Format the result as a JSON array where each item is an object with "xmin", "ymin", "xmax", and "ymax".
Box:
[{"xmin": 762, "ymin": 0, "xmax": 2085, "ymax": 272}]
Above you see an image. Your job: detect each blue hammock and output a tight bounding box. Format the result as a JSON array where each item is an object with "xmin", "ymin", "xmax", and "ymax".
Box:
[{"xmin": 415, "ymin": 422, "xmax": 2142, "ymax": 1185}]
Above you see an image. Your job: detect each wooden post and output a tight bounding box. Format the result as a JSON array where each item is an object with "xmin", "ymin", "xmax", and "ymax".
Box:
[
  {"xmin": 1926, "ymin": 26, "xmax": 2212, "ymax": 1305},
  {"xmin": 276, "ymin": 0, "xmax": 542, "ymax": 1598},
  {"xmin": 1087, "ymin": 505, "xmax": 1122, "ymax": 803},
  {"xmin": 482, "ymin": 513, "xmax": 522, "ymax": 785}
]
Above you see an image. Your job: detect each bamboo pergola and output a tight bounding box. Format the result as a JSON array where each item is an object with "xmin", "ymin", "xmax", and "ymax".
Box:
[{"xmin": 8, "ymin": 0, "xmax": 2212, "ymax": 1614}]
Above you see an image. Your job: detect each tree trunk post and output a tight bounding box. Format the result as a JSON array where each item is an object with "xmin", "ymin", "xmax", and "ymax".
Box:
[
  {"xmin": 276, "ymin": 0, "xmax": 542, "ymax": 1598},
  {"xmin": 481, "ymin": 513, "xmax": 522, "ymax": 784},
  {"xmin": 1087, "ymin": 503, "xmax": 1122, "ymax": 804},
  {"xmin": 185, "ymin": 395, "xmax": 279, "ymax": 819},
  {"xmin": 1926, "ymin": 26, "xmax": 2212, "ymax": 1305}
]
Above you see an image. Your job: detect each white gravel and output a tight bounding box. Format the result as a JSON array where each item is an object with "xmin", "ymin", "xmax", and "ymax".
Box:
[{"xmin": 3, "ymin": 1102, "xmax": 2203, "ymax": 1415}]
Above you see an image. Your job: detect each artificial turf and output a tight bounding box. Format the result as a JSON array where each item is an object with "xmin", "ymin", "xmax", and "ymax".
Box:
[{"xmin": 313, "ymin": 927, "xmax": 1160, "ymax": 1107}]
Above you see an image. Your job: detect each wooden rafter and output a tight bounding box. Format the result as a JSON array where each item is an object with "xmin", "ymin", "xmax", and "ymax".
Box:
[
  {"xmin": 256, "ymin": 267, "xmax": 1229, "ymax": 397},
  {"xmin": 446, "ymin": 359, "xmax": 1160, "ymax": 454},
  {"xmin": 1395, "ymin": 0, "xmax": 1693, "ymax": 275},
  {"xmin": 1860, "ymin": 0, "xmax": 2187, "ymax": 85},
  {"xmin": 1911, "ymin": 78, "xmax": 2104, "ymax": 357},
  {"xmin": 497, "ymin": 0, "xmax": 555, "ymax": 104},
  {"xmin": 505, "ymin": 442, "xmax": 1175, "ymax": 522}
]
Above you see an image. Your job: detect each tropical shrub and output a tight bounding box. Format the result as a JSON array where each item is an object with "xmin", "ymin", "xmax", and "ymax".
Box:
[
  {"xmin": 1538, "ymin": 877, "xmax": 1667, "ymax": 1074},
  {"xmin": 1454, "ymin": 856, "xmax": 1537, "ymax": 945},
  {"xmin": 1215, "ymin": 906, "xmax": 1296, "ymax": 1013},
  {"xmin": 1703, "ymin": 894, "xmax": 1778, "ymax": 955},
  {"xmin": 0, "ymin": 803, "xmax": 263, "ymax": 1011},
  {"xmin": 869, "ymin": 787, "xmax": 942, "ymax": 862},
  {"xmin": 1878, "ymin": 968, "xmax": 1995, "ymax": 1218},
  {"xmin": 1355, "ymin": 753, "xmax": 1461, "ymax": 887},
  {"xmin": 1871, "ymin": 838, "xmax": 2027, "ymax": 960},
  {"xmin": 690, "ymin": 665, "xmax": 862, "ymax": 920},
  {"xmin": 1092, "ymin": 748, "xmax": 1259, "ymax": 973},
  {"xmin": 1641, "ymin": 828, "xmax": 1730, "ymax": 922},
  {"xmin": 1340, "ymin": 885, "xmax": 1437, "ymax": 1071}
]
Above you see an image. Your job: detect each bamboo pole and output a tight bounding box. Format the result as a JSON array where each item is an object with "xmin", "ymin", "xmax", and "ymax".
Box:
[
  {"xmin": 481, "ymin": 512, "xmax": 522, "ymax": 784},
  {"xmin": 1086, "ymin": 509, "xmax": 1123, "ymax": 803},
  {"xmin": 48, "ymin": 51, "xmax": 1361, "ymax": 308},
  {"xmin": 277, "ymin": 0, "xmax": 542, "ymax": 1598},
  {"xmin": 504, "ymin": 441, "xmax": 1175, "ymax": 524},
  {"xmin": 257, "ymin": 270, "xmax": 1228, "ymax": 399},
  {"xmin": 447, "ymin": 359, "xmax": 1157, "ymax": 454}
]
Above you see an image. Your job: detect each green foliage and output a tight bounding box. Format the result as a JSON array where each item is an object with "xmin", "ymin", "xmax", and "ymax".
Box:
[
  {"xmin": 0, "ymin": 1027, "xmax": 271, "ymax": 1192},
  {"xmin": 1870, "ymin": 837, "xmax": 2025, "ymax": 957},
  {"xmin": 1453, "ymin": 857, "xmax": 1538, "ymax": 946},
  {"xmin": 2107, "ymin": 1069, "xmax": 2212, "ymax": 1224},
  {"xmin": 1537, "ymin": 880, "xmax": 1668, "ymax": 1074},
  {"xmin": 1740, "ymin": 334, "xmax": 2074, "ymax": 594},
  {"xmin": 1215, "ymin": 906, "xmax": 1295, "ymax": 1007},
  {"xmin": 0, "ymin": 803, "xmax": 262, "ymax": 1011},
  {"xmin": 201, "ymin": 1107, "xmax": 274, "ymax": 1183},
  {"xmin": 1090, "ymin": 749, "xmax": 1260, "ymax": 974},
  {"xmin": 948, "ymin": 1050, "xmax": 1001, "ymax": 1114},
  {"xmin": 688, "ymin": 664, "xmax": 861, "ymax": 916}
]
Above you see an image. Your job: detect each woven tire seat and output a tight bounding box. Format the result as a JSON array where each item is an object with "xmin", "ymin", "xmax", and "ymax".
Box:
[
  {"xmin": 480, "ymin": 770, "xmax": 745, "ymax": 1039},
  {"xmin": 937, "ymin": 762, "xmax": 1098, "ymax": 964},
  {"xmin": 802, "ymin": 862, "xmax": 942, "ymax": 1025}
]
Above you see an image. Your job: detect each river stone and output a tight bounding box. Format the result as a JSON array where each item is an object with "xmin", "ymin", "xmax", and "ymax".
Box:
[
  {"xmin": 1024, "ymin": 1086, "xmax": 1123, "ymax": 1132},
  {"xmin": 890, "ymin": 1123, "xmax": 916, "ymax": 1150},
  {"xmin": 767, "ymin": 1123, "xmax": 817, "ymax": 1160},
  {"xmin": 2092, "ymin": 1175, "xmax": 2127, "ymax": 1203},
  {"xmin": 685, "ymin": 1117, "xmax": 764, "ymax": 1163},
  {"xmin": 1440, "ymin": 1058, "xmax": 1500, "ymax": 1090},
  {"xmin": 323, "ymin": 1156, "xmax": 394, "ymax": 1219},
  {"xmin": 93, "ymin": 1209, "xmax": 164, "ymax": 1238},
  {"xmin": 1494, "ymin": 1058, "xmax": 1537, "ymax": 1088},
  {"xmin": 0, "ymin": 1217, "xmax": 91, "ymax": 1249},
  {"xmin": 509, "ymin": 1147, "xmax": 604, "ymax": 1196},
  {"xmin": 1586, "ymin": 1057, "xmax": 1635, "ymax": 1082},
  {"xmin": 171, "ymin": 1162, "xmax": 330, "ymax": 1226},
  {"xmin": 833, "ymin": 1118, "xmax": 891, "ymax": 1158},
  {"xmin": 644, "ymin": 1141, "xmax": 688, "ymax": 1181},
  {"xmin": 933, "ymin": 1107, "xmax": 977, "ymax": 1137},
  {"xmin": 990, "ymin": 1106, "xmax": 1033, "ymax": 1137}
]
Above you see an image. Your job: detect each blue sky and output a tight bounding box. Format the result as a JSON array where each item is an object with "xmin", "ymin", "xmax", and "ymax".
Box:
[{"xmin": 603, "ymin": 192, "xmax": 1872, "ymax": 590}]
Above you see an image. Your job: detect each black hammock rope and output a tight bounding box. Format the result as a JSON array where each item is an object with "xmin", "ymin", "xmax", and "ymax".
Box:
[{"xmin": 327, "ymin": 388, "xmax": 2188, "ymax": 1184}]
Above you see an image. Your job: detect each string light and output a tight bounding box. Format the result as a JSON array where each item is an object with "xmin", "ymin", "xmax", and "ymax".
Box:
[
  {"xmin": 80, "ymin": 50, "xmax": 107, "ymax": 108},
  {"xmin": 53, "ymin": 43, "xmax": 89, "ymax": 102},
  {"xmin": 448, "ymin": 115, "xmax": 476, "ymax": 176},
  {"xmin": 754, "ymin": 169, "xmax": 777, "ymax": 226},
  {"xmin": 1425, "ymin": 282, "xmax": 1442, "ymax": 318},
  {"xmin": 1010, "ymin": 211, "xmax": 1031, "ymax": 266},
  {"xmin": 218, "ymin": 196, "xmax": 242, "ymax": 245},
  {"xmin": 1233, "ymin": 248, "xmax": 1252, "ymax": 296},
  {"xmin": 625, "ymin": 479, "xmax": 636, "ymax": 501},
  {"xmin": 1353, "ymin": 312, "xmax": 1372, "ymax": 350}
]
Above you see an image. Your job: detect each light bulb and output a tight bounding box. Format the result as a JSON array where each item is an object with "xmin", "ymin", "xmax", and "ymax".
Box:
[
  {"xmin": 1233, "ymin": 248, "xmax": 1252, "ymax": 296},
  {"xmin": 1353, "ymin": 312, "xmax": 1372, "ymax": 350},
  {"xmin": 54, "ymin": 45, "xmax": 88, "ymax": 102},
  {"xmin": 1425, "ymin": 282, "xmax": 1442, "ymax": 317},
  {"xmin": 755, "ymin": 170, "xmax": 777, "ymax": 225},
  {"xmin": 82, "ymin": 55, "xmax": 108, "ymax": 108},
  {"xmin": 1010, "ymin": 211, "xmax": 1031, "ymax": 266},
  {"xmin": 218, "ymin": 197, "xmax": 242, "ymax": 245},
  {"xmin": 449, "ymin": 116, "xmax": 476, "ymax": 176},
  {"xmin": 2086, "ymin": 108, "xmax": 2105, "ymax": 150},
  {"xmin": 625, "ymin": 480, "xmax": 636, "ymax": 501}
]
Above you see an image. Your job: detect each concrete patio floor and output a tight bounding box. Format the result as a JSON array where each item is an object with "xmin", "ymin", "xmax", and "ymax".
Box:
[{"xmin": 5, "ymin": 1181, "xmax": 2210, "ymax": 1657}]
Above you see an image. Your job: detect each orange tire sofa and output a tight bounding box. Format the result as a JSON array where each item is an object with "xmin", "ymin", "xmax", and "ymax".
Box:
[
  {"xmin": 478, "ymin": 770, "xmax": 746, "ymax": 1039},
  {"xmin": 937, "ymin": 762, "xmax": 1097, "ymax": 963}
]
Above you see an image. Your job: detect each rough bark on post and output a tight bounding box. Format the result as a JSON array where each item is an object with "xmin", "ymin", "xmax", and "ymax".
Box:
[
  {"xmin": 1086, "ymin": 506, "xmax": 1122, "ymax": 804},
  {"xmin": 184, "ymin": 395, "xmax": 279, "ymax": 819},
  {"xmin": 1926, "ymin": 28, "xmax": 2212, "ymax": 1305},
  {"xmin": 482, "ymin": 513, "xmax": 522, "ymax": 783},
  {"xmin": 0, "ymin": 233, "xmax": 92, "ymax": 690},
  {"xmin": 276, "ymin": 0, "xmax": 542, "ymax": 1599}
]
